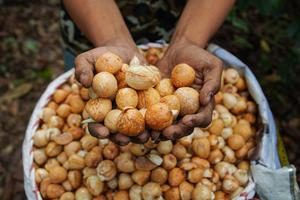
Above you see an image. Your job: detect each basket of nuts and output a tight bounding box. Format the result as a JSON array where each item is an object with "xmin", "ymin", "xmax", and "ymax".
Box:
[{"xmin": 23, "ymin": 43, "xmax": 282, "ymax": 200}]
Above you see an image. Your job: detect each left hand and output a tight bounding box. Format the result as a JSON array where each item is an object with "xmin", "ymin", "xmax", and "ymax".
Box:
[{"xmin": 156, "ymin": 40, "xmax": 223, "ymax": 140}]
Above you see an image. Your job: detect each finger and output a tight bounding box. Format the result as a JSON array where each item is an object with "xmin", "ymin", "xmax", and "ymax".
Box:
[
  {"xmin": 74, "ymin": 52, "xmax": 95, "ymax": 87},
  {"xmin": 162, "ymin": 123, "xmax": 193, "ymax": 140},
  {"xmin": 181, "ymin": 99, "xmax": 215, "ymax": 128},
  {"xmin": 110, "ymin": 133, "xmax": 130, "ymax": 146},
  {"xmin": 199, "ymin": 58, "xmax": 223, "ymax": 105},
  {"xmin": 88, "ymin": 123, "xmax": 110, "ymax": 139},
  {"xmin": 130, "ymin": 130, "xmax": 151, "ymax": 144}
]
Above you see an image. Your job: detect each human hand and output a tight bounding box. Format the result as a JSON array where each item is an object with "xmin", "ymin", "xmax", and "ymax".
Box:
[
  {"xmin": 75, "ymin": 43, "xmax": 148, "ymax": 145},
  {"xmin": 156, "ymin": 40, "xmax": 223, "ymax": 140}
]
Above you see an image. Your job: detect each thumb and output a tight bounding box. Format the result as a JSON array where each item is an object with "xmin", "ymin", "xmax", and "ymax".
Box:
[{"xmin": 74, "ymin": 52, "xmax": 95, "ymax": 88}]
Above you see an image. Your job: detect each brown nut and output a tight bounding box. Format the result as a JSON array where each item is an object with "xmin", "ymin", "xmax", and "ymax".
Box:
[
  {"xmin": 53, "ymin": 132, "xmax": 73, "ymax": 145},
  {"xmin": 135, "ymin": 156, "xmax": 157, "ymax": 171},
  {"xmin": 208, "ymin": 149, "xmax": 224, "ymax": 164},
  {"xmin": 95, "ymin": 52, "xmax": 122, "ymax": 74},
  {"xmin": 142, "ymin": 182, "xmax": 162, "ymax": 200},
  {"xmin": 165, "ymin": 187, "xmax": 180, "ymax": 200},
  {"xmin": 155, "ymin": 78, "xmax": 175, "ymax": 97},
  {"xmin": 49, "ymin": 166, "xmax": 68, "ymax": 184},
  {"xmin": 60, "ymin": 192, "xmax": 75, "ymax": 200},
  {"xmin": 118, "ymin": 173, "xmax": 134, "ymax": 190},
  {"xmin": 66, "ymin": 154, "xmax": 85, "ymax": 170},
  {"xmin": 172, "ymin": 143, "xmax": 189, "ymax": 160},
  {"xmin": 116, "ymin": 87, "xmax": 138, "ymax": 109},
  {"xmin": 33, "ymin": 129, "xmax": 50, "ymax": 147},
  {"xmin": 187, "ymin": 168, "xmax": 204, "ymax": 183},
  {"xmin": 103, "ymin": 143, "xmax": 119, "ymax": 160},
  {"xmin": 115, "ymin": 153, "xmax": 135, "ymax": 173},
  {"xmin": 48, "ymin": 115, "xmax": 64, "ymax": 129},
  {"xmin": 33, "ymin": 148, "xmax": 48, "ymax": 165},
  {"xmin": 68, "ymin": 95, "xmax": 85, "ymax": 114},
  {"xmin": 53, "ymin": 89, "xmax": 69, "ymax": 103},
  {"xmin": 44, "ymin": 158, "xmax": 60, "ymax": 171},
  {"xmin": 168, "ymin": 168, "xmax": 185, "ymax": 187},
  {"xmin": 227, "ymin": 134, "xmax": 245, "ymax": 150},
  {"xmin": 145, "ymin": 103, "xmax": 173, "ymax": 131},
  {"xmin": 57, "ymin": 104, "xmax": 71, "ymax": 118},
  {"xmin": 45, "ymin": 141, "xmax": 63, "ymax": 157},
  {"xmin": 85, "ymin": 98, "xmax": 112, "ymax": 122},
  {"xmin": 96, "ymin": 160, "xmax": 117, "ymax": 181},
  {"xmin": 92, "ymin": 72, "xmax": 118, "ymax": 98},
  {"xmin": 47, "ymin": 184, "xmax": 65, "ymax": 199},
  {"xmin": 157, "ymin": 140, "xmax": 173, "ymax": 155},
  {"xmin": 64, "ymin": 141, "xmax": 81, "ymax": 157},
  {"xmin": 85, "ymin": 146, "xmax": 103, "ymax": 167},
  {"xmin": 132, "ymin": 170, "xmax": 151, "ymax": 186},
  {"xmin": 151, "ymin": 167, "xmax": 168, "ymax": 185},
  {"xmin": 192, "ymin": 184, "xmax": 211, "ymax": 200},
  {"xmin": 171, "ymin": 63, "xmax": 196, "ymax": 87},
  {"xmin": 86, "ymin": 175, "xmax": 104, "ymax": 196},
  {"xmin": 117, "ymin": 108, "xmax": 145, "ymax": 136},
  {"xmin": 162, "ymin": 154, "xmax": 177, "ymax": 170},
  {"xmin": 129, "ymin": 144, "xmax": 149, "ymax": 156},
  {"xmin": 62, "ymin": 180, "xmax": 73, "ymax": 192},
  {"xmin": 67, "ymin": 113, "xmax": 82, "ymax": 127},
  {"xmin": 179, "ymin": 181, "xmax": 194, "ymax": 200},
  {"xmin": 67, "ymin": 170, "xmax": 82, "ymax": 189},
  {"xmin": 40, "ymin": 178, "xmax": 51, "ymax": 198},
  {"xmin": 129, "ymin": 185, "xmax": 142, "ymax": 200},
  {"xmin": 208, "ymin": 119, "xmax": 224, "ymax": 135},
  {"xmin": 137, "ymin": 88, "xmax": 161, "ymax": 109},
  {"xmin": 80, "ymin": 135, "xmax": 98, "ymax": 151},
  {"xmin": 75, "ymin": 187, "xmax": 92, "ymax": 200},
  {"xmin": 114, "ymin": 190, "xmax": 130, "ymax": 200},
  {"xmin": 174, "ymin": 87, "xmax": 199, "ymax": 116},
  {"xmin": 192, "ymin": 137, "xmax": 210, "ymax": 159},
  {"xmin": 35, "ymin": 168, "xmax": 49, "ymax": 184}
]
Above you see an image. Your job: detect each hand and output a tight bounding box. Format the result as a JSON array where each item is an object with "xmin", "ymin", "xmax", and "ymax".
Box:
[
  {"xmin": 75, "ymin": 44, "xmax": 146, "ymax": 88},
  {"xmin": 156, "ymin": 40, "xmax": 223, "ymax": 140},
  {"xmin": 75, "ymin": 42, "xmax": 148, "ymax": 145}
]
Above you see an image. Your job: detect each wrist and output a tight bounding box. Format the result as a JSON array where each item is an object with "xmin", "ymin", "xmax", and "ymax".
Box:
[{"xmin": 170, "ymin": 32, "xmax": 208, "ymax": 49}]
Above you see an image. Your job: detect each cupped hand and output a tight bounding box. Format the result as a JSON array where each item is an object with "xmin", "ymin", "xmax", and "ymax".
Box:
[
  {"xmin": 75, "ymin": 44, "xmax": 148, "ymax": 145},
  {"xmin": 156, "ymin": 41, "xmax": 223, "ymax": 140},
  {"xmin": 75, "ymin": 45, "xmax": 146, "ymax": 88}
]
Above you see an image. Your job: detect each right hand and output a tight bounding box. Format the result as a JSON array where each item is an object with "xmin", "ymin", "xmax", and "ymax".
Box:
[{"xmin": 75, "ymin": 44, "xmax": 148, "ymax": 145}]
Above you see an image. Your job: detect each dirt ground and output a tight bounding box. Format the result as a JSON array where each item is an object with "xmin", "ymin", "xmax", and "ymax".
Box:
[{"xmin": 0, "ymin": 1, "xmax": 299, "ymax": 200}]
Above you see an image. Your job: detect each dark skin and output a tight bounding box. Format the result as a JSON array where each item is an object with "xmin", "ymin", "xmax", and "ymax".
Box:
[{"xmin": 64, "ymin": 0, "xmax": 235, "ymax": 145}]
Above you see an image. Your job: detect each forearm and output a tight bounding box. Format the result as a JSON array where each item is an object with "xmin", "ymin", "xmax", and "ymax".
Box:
[
  {"xmin": 172, "ymin": 0, "xmax": 235, "ymax": 47},
  {"xmin": 63, "ymin": 0, "xmax": 135, "ymax": 48}
]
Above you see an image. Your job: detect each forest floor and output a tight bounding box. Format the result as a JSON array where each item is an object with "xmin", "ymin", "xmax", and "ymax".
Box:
[{"xmin": 0, "ymin": 1, "xmax": 299, "ymax": 199}]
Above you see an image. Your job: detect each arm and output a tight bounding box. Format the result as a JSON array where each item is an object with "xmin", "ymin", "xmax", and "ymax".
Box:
[
  {"xmin": 63, "ymin": 0, "xmax": 145, "ymax": 87},
  {"xmin": 158, "ymin": 0, "xmax": 235, "ymax": 140},
  {"xmin": 171, "ymin": 0, "xmax": 236, "ymax": 47},
  {"xmin": 63, "ymin": 0, "xmax": 135, "ymax": 48},
  {"xmin": 64, "ymin": 0, "xmax": 147, "ymax": 145}
]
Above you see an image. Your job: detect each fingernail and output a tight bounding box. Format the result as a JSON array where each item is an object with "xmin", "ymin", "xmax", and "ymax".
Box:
[{"xmin": 207, "ymin": 91, "xmax": 213, "ymax": 102}]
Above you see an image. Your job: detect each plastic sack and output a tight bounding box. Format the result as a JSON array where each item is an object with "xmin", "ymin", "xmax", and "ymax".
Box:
[{"xmin": 22, "ymin": 43, "xmax": 298, "ymax": 200}]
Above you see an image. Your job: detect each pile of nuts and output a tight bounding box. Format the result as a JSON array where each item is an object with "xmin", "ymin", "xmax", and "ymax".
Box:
[{"xmin": 33, "ymin": 48, "xmax": 258, "ymax": 200}]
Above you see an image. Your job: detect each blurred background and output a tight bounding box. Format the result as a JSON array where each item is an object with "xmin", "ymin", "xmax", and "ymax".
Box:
[{"xmin": 0, "ymin": 0, "xmax": 299, "ymax": 199}]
